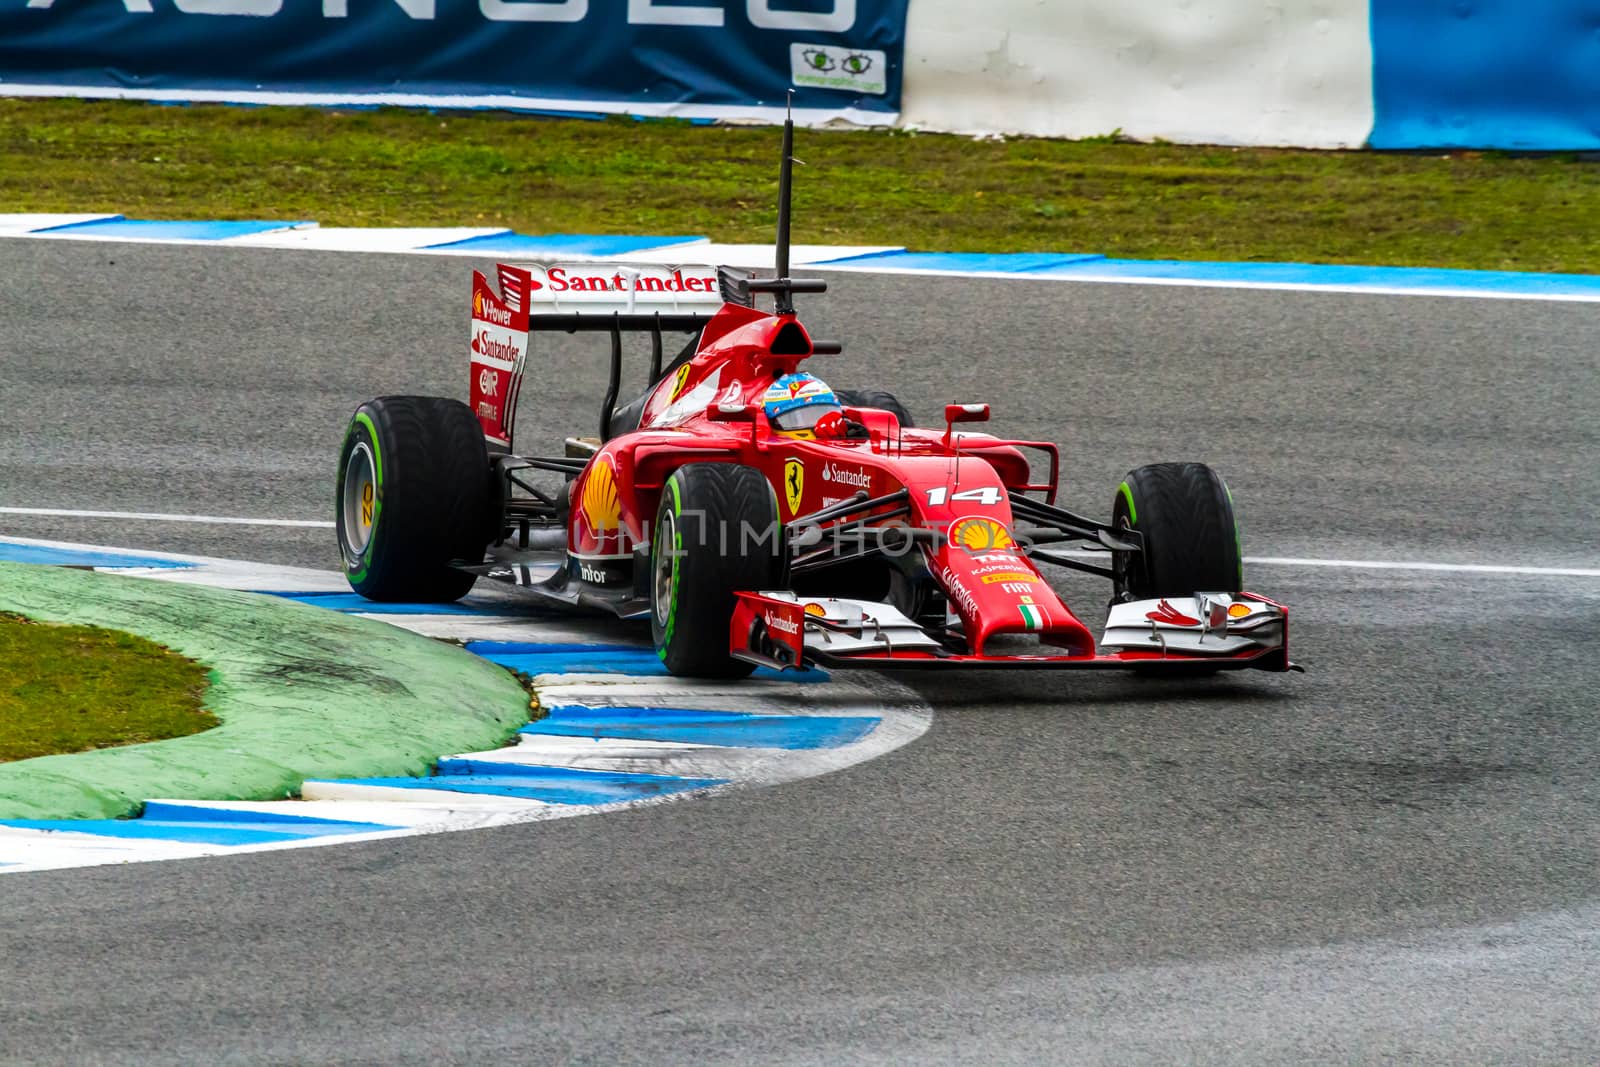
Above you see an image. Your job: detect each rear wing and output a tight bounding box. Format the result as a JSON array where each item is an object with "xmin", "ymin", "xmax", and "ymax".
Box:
[{"xmin": 470, "ymin": 262, "xmax": 743, "ymax": 450}]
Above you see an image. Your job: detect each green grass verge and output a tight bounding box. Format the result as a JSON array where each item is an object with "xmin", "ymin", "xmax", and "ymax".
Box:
[
  {"xmin": 5, "ymin": 98, "xmax": 1600, "ymax": 272},
  {"xmin": 0, "ymin": 612, "xmax": 217, "ymax": 763}
]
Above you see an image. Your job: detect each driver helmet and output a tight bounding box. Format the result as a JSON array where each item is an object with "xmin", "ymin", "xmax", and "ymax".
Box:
[{"xmin": 761, "ymin": 372, "xmax": 841, "ymax": 437}]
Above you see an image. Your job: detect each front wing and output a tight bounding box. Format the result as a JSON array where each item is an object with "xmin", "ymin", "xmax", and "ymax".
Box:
[{"xmin": 730, "ymin": 591, "xmax": 1297, "ymax": 673}]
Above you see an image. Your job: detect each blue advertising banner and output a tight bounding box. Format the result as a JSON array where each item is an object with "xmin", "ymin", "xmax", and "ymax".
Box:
[
  {"xmin": 0, "ymin": 0, "xmax": 909, "ymax": 121},
  {"xmin": 1372, "ymin": 0, "xmax": 1600, "ymax": 149}
]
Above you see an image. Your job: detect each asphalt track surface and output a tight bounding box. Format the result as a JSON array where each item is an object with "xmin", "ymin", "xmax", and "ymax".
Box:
[{"xmin": 2, "ymin": 240, "xmax": 1598, "ymax": 1064}]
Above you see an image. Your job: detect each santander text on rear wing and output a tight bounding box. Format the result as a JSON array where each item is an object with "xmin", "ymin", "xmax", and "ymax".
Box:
[{"xmin": 469, "ymin": 262, "xmax": 727, "ymax": 449}]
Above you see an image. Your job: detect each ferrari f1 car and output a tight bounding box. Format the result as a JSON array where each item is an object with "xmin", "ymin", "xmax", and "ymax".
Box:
[{"xmin": 335, "ymin": 121, "xmax": 1295, "ymax": 679}]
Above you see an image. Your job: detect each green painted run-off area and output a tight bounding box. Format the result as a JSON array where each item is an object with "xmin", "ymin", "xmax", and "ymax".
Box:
[{"xmin": 0, "ymin": 562, "xmax": 529, "ymax": 821}]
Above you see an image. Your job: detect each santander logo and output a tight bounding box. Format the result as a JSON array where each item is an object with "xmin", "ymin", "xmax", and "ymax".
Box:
[
  {"xmin": 764, "ymin": 611, "xmax": 801, "ymax": 636},
  {"xmin": 471, "ymin": 330, "xmax": 521, "ymax": 362},
  {"xmin": 822, "ymin": 463, "xmax": 871, "ymax": 489}
]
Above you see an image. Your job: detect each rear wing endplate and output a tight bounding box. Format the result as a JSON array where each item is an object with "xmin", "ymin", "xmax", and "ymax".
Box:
[{"xmin": 470, "ymin": 262, "xmax": 738, "ymax": 450}]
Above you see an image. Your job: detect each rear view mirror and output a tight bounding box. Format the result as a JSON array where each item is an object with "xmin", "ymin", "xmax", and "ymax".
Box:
[
  {"xmin": 709, "ymin": 403, "xmax": 757, "ymax": 423},
  {"xmin": 943, "ymin": 403, "xmax": 991, "ymax": 448},
  {"xmin": 944, "ymin": 404, "xmax": 991, "ymax": 425}
]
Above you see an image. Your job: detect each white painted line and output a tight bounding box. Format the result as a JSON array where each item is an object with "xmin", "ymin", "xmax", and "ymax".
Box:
[
  {"xmin": 507, "ymin": 735, "xmax": 722, "ymax": 755},
  {"xmin": 613, "ymin": 242, "xmax": 904, "ymax": 269},
  {"xmin": 0, "ymin": 213, "xmax": 121, "ymax": 234},
  {"xmin": 6, "ymin": 528, "xmax": 1592, "ymax": 582},
  {"xmin": 421, "ymin": 236, "xmax": 712, "ymax": 260},
  {"xmin": 297, "ymin": 780, "xmax": 561, "ymax": 808},
  {"xmin": 1245, "ymin": 556, "xmax": 1600, "ymax": 579},
  {"xmin": 228, "ymin": 226, "xmax": 510, "ymax": 252},
  {"xmin": 816, "ymin": 261, "xmax": 1600, "ymax": 304},
  {"xmin": 0, "ymin": 83, "xmax": 895, "ymax": 128},
  {"xmin": 3, "ymin": 223, "xmax": 312, "ymax": 246},
  {"xmin": 143, "ymin": 797, "xmax": 540, "ymax": 828},
  {"xmin": 1035, "ymin": 547, "xmax": 1600, "ymax": 581},
  {"xmin": 0, "ymin": 506, "xmax": 332, "ymax": 528},
  {"xmin": 496, "ymin": 735, "xmax": 798, "ymax": 778},
  {"xmin": 0, "ymin": 534, "xmax": 348, "ymax": 590},
  {"xmin": 371, "ymin": 614, "xmax": 614, "ymax": 644}
]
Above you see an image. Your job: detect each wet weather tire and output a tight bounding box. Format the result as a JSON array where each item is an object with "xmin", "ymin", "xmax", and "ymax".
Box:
[
  {"xmin": 836, "ymin": 388, "xmax": 914, "ymax": 428},
  {"xmin": 651, "ymin": 463, "xmax": 783, "ymax": 678},
  {"xmin": 1112, "ymin": 462, "xmax": 1242, "ymax": 601},
  {"xmin": 337, "ymin": 395, "xmax": 491, "ymax": 603}
]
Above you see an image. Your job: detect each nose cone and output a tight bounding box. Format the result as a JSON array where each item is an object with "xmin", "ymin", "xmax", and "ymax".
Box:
[{"xmin": 931, "ymin": 547, "xmax": 1095, "ymax": 657}]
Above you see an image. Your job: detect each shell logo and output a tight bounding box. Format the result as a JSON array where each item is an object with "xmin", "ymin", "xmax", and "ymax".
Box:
[
  {"xmin": 473, "ymin": 291, "xmax": 483, "ymax": 317},
  {"xmin": 803, "ymin": 602, "xmax": 827, "ymax": 617},
  {"xmin": 950, "ymin": 516, "xmax": 1014, "ymax": 555},
  {"xmin": 582, "ymin": 459, "xmax": 621, "ymax": 533},
  {"xmin": 1227, "ymin": 602, "xmax": 1253, "ymax": 619}
]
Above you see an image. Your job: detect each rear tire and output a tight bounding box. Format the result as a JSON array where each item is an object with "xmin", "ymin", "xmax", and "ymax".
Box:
[
  {"xmin": 1111, "ymin": 462, "xmax": 1242, "ymax": 601},
  {"xmin": 650, "ymin": 463, "xmax": 783, "ymax": 678},
  {"xmin": 336, "ymin": 395, "xmax": 491, "ymax": 603},
  {"xmin": 836, "ymin": 388, "xmax": 914, "ymax": 428}
]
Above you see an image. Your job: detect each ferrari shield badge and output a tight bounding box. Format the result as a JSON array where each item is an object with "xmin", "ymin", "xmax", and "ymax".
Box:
[{"xmin": 784, "ymin": 458, "xmax": 805, "ymax": 516}]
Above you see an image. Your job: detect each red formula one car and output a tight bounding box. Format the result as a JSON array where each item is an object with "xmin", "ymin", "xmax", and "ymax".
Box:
[{"xmin": 335, "ymin": 123, "xmax": 1295, "ymax": 679}]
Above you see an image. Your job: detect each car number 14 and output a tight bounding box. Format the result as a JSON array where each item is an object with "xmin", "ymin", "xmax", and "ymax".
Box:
[{"xmin": 925, "ymin": 486, "xmax": 1004, "ymax": 506}]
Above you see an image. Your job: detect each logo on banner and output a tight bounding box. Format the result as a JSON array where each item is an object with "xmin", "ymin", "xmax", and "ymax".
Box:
[{"xmin": 791, "ymin": 43, "xmax": 887, "ymax": 95}]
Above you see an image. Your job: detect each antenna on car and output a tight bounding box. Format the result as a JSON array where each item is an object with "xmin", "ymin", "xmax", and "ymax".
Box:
[
  {"xmin": 749, "ymin": 91, "xmax": 827, "ymax": 316},
  {"xmin": 774, "ymin": 93, "xmax": 797, "ymax": 309}
]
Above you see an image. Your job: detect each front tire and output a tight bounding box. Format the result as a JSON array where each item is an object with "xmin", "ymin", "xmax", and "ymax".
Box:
[
  {"xmin": 336, "ymin": 395, "xmax": 491, "ymax": 603},
  {"xmin": 1111, "ymin": 462, "xmax": 1242, "ymax": 601},
  {"xmin": 650, "ymin": 463, "xmax": 783, "ymax": 678}
]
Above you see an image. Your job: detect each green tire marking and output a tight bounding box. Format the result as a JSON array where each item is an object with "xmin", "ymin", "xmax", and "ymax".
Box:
[
  {"xmin": 1224, "ymin": 481, "xmax": 1242, "ymax": 588},
  {"xmin": 1117, "ymin": 481, "xmax": 1137, "ymax": 526},
  {"xmin": 658, "ymin": 475, "xmax": 683, "ymax": 658},
  {"xmin": 346, "ymin": 411, "xmax": 383, "ymax": 583},
  {"xmin": 353, "ymin": 411, "xmax": 382, "ymax": 484}
]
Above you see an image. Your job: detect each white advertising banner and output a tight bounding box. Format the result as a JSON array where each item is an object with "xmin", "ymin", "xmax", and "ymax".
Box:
[{"xmin": 900, "ymin": 0, "xmax": 1374, "ymax": 148}]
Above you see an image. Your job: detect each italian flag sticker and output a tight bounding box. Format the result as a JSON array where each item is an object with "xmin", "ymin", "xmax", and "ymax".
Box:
[{"xmin": 1019, "ymin": 604, "xmax": 1045, "ymax": 630}]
